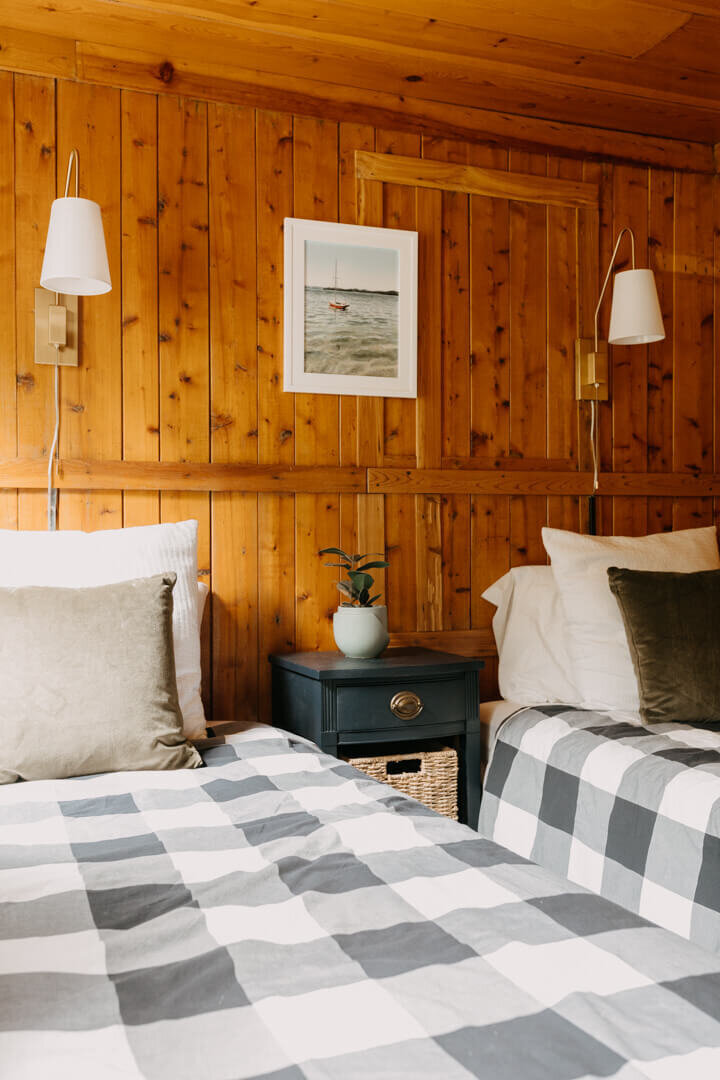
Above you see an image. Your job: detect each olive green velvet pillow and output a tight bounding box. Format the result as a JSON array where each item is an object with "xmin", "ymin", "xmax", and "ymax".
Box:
[
  {"xmin": 0, "ymin": 573, "xmax": 202, "ymax": 783},
  {"xmin": 607, "ymin": 566, "xmax": 720, "ymax": 724}
]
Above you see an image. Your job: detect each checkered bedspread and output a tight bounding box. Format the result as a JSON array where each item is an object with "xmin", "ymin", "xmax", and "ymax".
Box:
[
  {"xmin": 2, "ymin": 724, "xmax": 720, "ymax": 1080},
  {"xmin": 479, "ymin": 706, "xmax": 720, "ymax": 954}
]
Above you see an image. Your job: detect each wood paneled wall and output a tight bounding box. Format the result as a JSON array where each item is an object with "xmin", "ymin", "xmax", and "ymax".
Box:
[{"xmin": 1, "ymin": 71, "xmax": 717, "ymax": 723}]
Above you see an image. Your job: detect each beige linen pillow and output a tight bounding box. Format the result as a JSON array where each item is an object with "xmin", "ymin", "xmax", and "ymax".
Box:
[
  {"xmin": 542, "ymin": 525, "xmax": 720, "ymax": 712},
  {"xmin": 0, "ymin": 573, "xmax": 202, "ymax": 784}
]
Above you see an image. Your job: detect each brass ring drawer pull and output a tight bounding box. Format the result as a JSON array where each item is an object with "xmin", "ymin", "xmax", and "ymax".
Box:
[{"xmin": 390, "ymin": 690, "xmax": 424, "ymax": 720}]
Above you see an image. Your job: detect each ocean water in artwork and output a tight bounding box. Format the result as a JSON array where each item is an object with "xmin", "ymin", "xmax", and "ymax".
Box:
[
  {"xmin": 304, "ymin": 288, "xmax": 398, "ymax": 376},
  {"xmin": 304, "ymin": 240, "xmax": 399, "ymax": 377}
]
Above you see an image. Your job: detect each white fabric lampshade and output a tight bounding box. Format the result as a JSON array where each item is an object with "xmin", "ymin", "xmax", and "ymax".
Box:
[
  {"xmin": 608, "ymin": 268, "xmax": 664, "ymax": 345},
  {"xmin": 40, "ymin": 197, "xmax": 111, "ymax": 296}
]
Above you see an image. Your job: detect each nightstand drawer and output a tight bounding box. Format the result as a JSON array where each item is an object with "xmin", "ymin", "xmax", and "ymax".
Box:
[{"xmin": 336, "ymin": 676, "xmax": 466, "ymax": 733}]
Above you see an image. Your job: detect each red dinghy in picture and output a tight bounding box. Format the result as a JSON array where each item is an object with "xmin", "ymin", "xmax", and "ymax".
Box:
[{"xmin": 328, "ymin": 260, "xmax": 349, "ymax": 310}]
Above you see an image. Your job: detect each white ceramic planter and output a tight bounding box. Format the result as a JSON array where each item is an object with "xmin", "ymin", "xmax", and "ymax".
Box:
[{"xmin": 333, "ymin": 605, "xmax": 389, "ymax": 659}]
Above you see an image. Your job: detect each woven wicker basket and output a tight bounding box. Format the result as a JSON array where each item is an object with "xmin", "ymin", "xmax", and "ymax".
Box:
[{"xmin": 345, "ymin": 746, "xmax": 458, "ymax": 820}]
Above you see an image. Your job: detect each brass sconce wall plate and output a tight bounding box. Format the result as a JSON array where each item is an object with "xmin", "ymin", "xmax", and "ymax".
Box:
[
  {"xmin": 575, "ymin": 337, "xmax": 608, "ymax": 401},
  {"xmin": 34, "ymin": 287, "xmax": 79, "ymax": 367}
]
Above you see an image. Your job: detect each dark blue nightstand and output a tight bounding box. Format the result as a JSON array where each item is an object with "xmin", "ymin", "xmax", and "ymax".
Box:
[{"xmin": 270, "ymin": 647, "xmax": 484, "ymax": 826}]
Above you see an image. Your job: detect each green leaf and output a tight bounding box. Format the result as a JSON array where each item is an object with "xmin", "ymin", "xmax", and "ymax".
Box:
[
  {"xmin": 351, "ymin": 552, "xmax": 384, "ymax": 563},
  {"xmin": 319, "ymin": 547, "xmax": 351, "ymax": 560},
  {"xmin": 323, "ymin": 561, "xmax": 352, "ymax": 568},
  {"xmin": 358, "ymin": 588, "xmax": 370, "ymax": 606},
  {"xmin": 347, "ymin": 571, "xmax": 373, "ymax": 592},
  {"xmin": 354, "ymin": 561, "xmax": 390, "ymax": 572},
  {"xmin": 368, "ymin": 594, "xmax": 382, "ymax": 605}
]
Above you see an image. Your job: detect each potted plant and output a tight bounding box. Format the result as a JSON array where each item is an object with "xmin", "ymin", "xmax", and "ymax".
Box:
[{"xmin": 320, "ymin": 547, "xmax": 390, "ymax": 659}]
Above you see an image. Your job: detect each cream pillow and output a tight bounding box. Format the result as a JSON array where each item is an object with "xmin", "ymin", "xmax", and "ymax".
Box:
[
  {"xmin": 542, "ymin": 526, "xmax": 720, "ymax": 711},
  {"xmin": 483, "ymin": 566, "xmax": 580, "ymax": 705},
  {"xmin": 0, "ymin": 574, "xmax": 202, "ymax": 784},
  {"xmin": 0, "ymin": 522, "xmax": 206, "ymax": 737}
]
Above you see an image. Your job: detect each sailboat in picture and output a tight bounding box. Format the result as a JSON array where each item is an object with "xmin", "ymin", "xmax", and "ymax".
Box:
[{"xmin": 328, "ymin": 259, "xmax": 349, "ymax": 311}]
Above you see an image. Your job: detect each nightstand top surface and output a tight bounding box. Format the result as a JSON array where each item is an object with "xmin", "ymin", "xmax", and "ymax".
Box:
[{"xmin": 270, "ymin": 647, "xmax": 484, "ymax": 681}]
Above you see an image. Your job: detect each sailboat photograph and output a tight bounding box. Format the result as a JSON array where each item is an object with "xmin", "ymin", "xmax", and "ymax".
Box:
[{"xmin": 302, "ymin": 237, "xmax": 399, "ymax": 377}]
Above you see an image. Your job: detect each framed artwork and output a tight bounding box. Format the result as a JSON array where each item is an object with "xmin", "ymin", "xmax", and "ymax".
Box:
[{"xmin": 283, "ymin": 217, "xmax": 418, "ymax": 398}]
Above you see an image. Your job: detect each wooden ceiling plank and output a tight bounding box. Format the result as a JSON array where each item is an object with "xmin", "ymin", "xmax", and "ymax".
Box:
[
  {"xmin": 74, "ymin": 41, "xmax": 714, "ymax": 173},
  {"xmin": 356, "ymin": 151, "xmax": 599, "ymax": 209},
  {"xmin": 641, "ymin": 13, "xmax": 720, "ymax": 75},
  {"xmin": 1, "ymin": 1, "xmax": 719, "ymax": 141},
  {"xmin": 121, "ymin": 0, "xmax": 688, "ymax": 58},
  {"xmin": 41, "ymin": 0, "xmax": 720, "ymax": 112}
]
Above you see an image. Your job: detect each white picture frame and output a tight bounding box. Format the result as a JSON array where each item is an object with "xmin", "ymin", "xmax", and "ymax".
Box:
[{"xmin": 283, "ymin": 217, "xmax": 418, "ymax": 398}]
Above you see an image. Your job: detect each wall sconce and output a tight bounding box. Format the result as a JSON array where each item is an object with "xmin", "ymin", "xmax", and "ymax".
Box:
[
  {"xmin": 575, "ymin": 226, "xmax": 664, "ymax": 531},
  {"xmin": 36, "ymin": 149, "xmax": 111, "ymax": 528}
]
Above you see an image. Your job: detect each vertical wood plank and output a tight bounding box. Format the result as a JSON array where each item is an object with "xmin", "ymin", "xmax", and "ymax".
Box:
[
  {"xmin": 415, "ymin": 182, "xmax": 442, "ymax": 631},
  {"xmin": 57, "ymin": 81, "xmax": 122, "ymax": 531},
  {"xmin": 415, "ymin": 185, "xmax": 442, "ymax": 470},
  {"xmin": 510, "ymin": 495, "xmax": 547, "ymax": 566},
  {"xmin": 209, "ymin": 101, "xmax": 258, "ymax": 725},
  {"xmin": 673, "ymin": 171, "xmax": 714, "ymax": 530},
  {"xmin": 0, "ymin": 73, "xmax": 17, "ymax": 529},
  {"xmin": 470, "ymin": 148, "xmax": 509, "ymax": 462},
  {"xmin": 294, "ymin": 115, "xmax": 340, "ymax": 652},
  {"xmin": 338, "ymin": 123, "xmax": 374, "ymax": 575},
  {"xmin": 378, "ymin": 128, "xmax": 419, "ymax": 467},
  {"xmin": 356, "ymin": 177, "xmax": 384, "ymax": 466},
  {"xmin": 547, "ymin": 156, "xmax": 581, "ymax": 531},
  {"xmin": 14, "ymin": 75, "xmax": 55, "ymax": 531},
  {"xmin": 257, "ymin": 110, "xmax": 295, "ymax": 712},
  {"xmin": 509, "ymin": 151, "xmax": 548, "ymax": 562},
  {"xmin": 375, "ymin": 130, "xmax": 419, "ymax": 631},
  {"xmin": 612, "ymin": 164, "xmax": 649, "ymax": 536},
  {"xmin": 471, "ymin": 495, "xmax": 510, "ymax": 630},
  {"xmin": 647, "ymin": 167, "xmax": 675, "ymax": 535},
  {"xmin": 416, "ymin": 493, "xmax": 442, "ymax": 631},
  {"xmin": 293, "ymin": 115, "xmax": 339, "ymax": 467},
  {"xmin": 158, "ymin": 95, "xmax": 211, "ymax": 710},
  {"xmin": 121, "ymin": 89, "xmax": 160, "ymax": 530},
  {"xmin": 428, "ymin": 139, "xmax": 472, "ymax": 628},
  {"xmin": 578, "ymin": 161, "xmax": 602, "ymax": 533},
  {"xmin": 595, "ymin": 162, "xmax": 615, "ymax": 536}
]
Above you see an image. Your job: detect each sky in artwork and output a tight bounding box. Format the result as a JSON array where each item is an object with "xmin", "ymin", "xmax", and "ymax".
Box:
[{"xmin": 305, "ymin": 240, "xmax": 399, "ymax": 292}]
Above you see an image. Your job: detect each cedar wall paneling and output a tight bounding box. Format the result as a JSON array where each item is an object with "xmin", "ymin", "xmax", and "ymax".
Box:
[{"xmin": 2, "ymin": 72, "xmax": 718, "ymax": 722}]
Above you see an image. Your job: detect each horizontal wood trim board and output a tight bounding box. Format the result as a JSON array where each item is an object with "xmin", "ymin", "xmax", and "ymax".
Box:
[
  {"xmin": 0, "ymin": 460, "xmax": 365, "ymax": 492},
  {"xmin": 356, "ymin": 151, "xmax": 600, "ymax": 208},
  {"xmin": 1, "ymin": 460, "xmax": 720, "ymax": 497},
  {"xmin": 368, "ymin": 468, "xmax": 720, "ymax": 496},
  {"xmin": 55, "ymin": 42, "xmax": 712, "ymax": 174}
]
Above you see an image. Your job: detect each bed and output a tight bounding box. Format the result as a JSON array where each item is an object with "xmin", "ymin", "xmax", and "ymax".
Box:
[
  {"xmin": 478, "ymin": 528, "xmax": 720, "ymax": 954},
  {"xmin": 478, "ymin": 704, "xmax": 720, "ymax": 954},
  {"xmin": 3, "ymin": 723, "xmax": 720, "ymax": 1079}
]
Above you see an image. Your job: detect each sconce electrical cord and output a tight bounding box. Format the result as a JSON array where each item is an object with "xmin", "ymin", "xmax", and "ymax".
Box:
[{"xmin": 590, "ymin": 397, "xmax": 599, "ymax": 493}]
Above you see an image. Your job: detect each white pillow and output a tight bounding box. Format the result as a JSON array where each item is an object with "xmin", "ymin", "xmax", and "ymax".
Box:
[
  {"xmin": 542, "ymin": 525, "xmax": 720, "ymax": 712},
  {"xmin": 0, "ymin": 521, "xmax": 206, "ymax": 737},
  {"xmin": 482, "ymin": 566, "xmax": 581, "ymax": 706}
]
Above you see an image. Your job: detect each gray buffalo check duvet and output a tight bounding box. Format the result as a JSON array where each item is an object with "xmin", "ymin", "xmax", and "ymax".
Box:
[
  {"xmin": 2, "ymin": 725, "xmax": 720, "ymax": 1080},
  {"xmin": 479, "ymin": 706, "xmax": 720, "ymax": 955}
]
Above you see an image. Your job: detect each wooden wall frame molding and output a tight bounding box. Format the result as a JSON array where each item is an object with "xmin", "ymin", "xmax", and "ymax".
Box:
[
  {"xmin": 355, "ymin": 151, "xmax": 600, "ymax": 209},
  {"xmin": 368, "ymin": 467, "xmax": 720, "ymax": 497},
  {"xmin": 0, "ymin": 460, "xmax": 365, "ymax": 493},
  {"xmin": 1, "ymin": 459, "xmax": 719, "ymax": 499}
]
